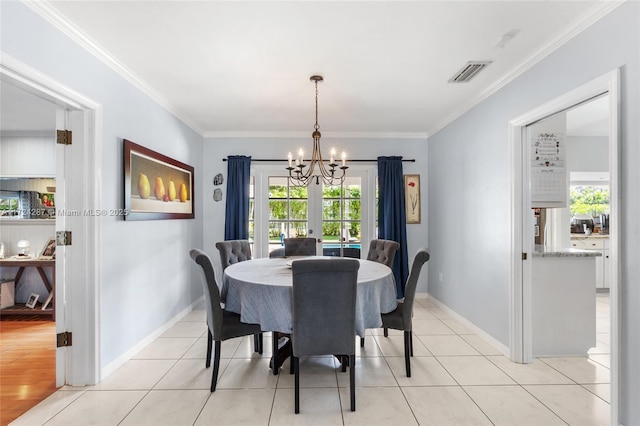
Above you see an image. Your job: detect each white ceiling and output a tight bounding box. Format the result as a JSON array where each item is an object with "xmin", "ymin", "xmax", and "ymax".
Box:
[
  {"xmin": 0, "ymin": 80, "xmax": 58, "ymax": 132},
  {"xmin": 2, "ymin": 1, "xmax": 617, "ymax": 137}
]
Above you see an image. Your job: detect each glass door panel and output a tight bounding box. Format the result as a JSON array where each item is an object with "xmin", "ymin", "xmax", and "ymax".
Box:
[
  {"xmin": 267, "ymin": 176, "xmax": 309, "ymax": 256},
  {"xmin": 257, "ymin": 168, "xmax": 372, "ymax": 258},
  {"xmin": 318, "ymin": 176, "xmax": 362, "ymax": 258}
]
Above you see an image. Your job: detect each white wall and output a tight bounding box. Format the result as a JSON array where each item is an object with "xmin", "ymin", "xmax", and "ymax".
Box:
[
  {"xmin": 427, "ymin": 3, "xmax": 639, "ymax": 423},
  {"xmin": 202, "ymin": 136, "xmax": 429, "ymax": 288},
  {"xmin": 566, "ymin": 135, "xmax": 609, "ymax": 173},
  {"xmin": 1, "ymin": 2, "xmax": 205, "ymax": 371},
  {"xmin": 0, "ymin": 135, "xmax": 56, "ymax": 177}
]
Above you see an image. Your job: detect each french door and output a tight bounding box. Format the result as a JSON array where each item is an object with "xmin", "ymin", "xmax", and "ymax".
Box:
[{"xmin": 251, "ymin": 167, "xmax": 374, "ymax": 259}]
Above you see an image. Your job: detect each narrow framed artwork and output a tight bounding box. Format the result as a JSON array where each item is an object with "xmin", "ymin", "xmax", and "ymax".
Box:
[
  {"xmin": 404, "ymin": 174, "xmax": 421, "ymax": 224},
  {"xmin": 38, "ymin": 238, "xmax": 56, "ymax": 260},
  {"xmin": 123, "ymin": 139, "xmax": 195, "ymax": 220},
  {"xmin": 26, "ymin": 293, "xmax": 39, "ymax": 309}
]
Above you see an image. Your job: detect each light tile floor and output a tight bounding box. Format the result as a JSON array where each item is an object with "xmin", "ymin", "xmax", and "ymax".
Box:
[{"xmin": 11, "ymin": 294, "xmax": 611, "ymax": 425}]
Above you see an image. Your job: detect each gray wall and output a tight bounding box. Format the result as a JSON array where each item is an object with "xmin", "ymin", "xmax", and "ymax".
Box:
[
  {"xmin": 427, "ymin": 2, "xmax": 639, "ymax": 423},
  {"xmin": 1, "ymin": 2, "xmax": 205, "ymax": 371}
]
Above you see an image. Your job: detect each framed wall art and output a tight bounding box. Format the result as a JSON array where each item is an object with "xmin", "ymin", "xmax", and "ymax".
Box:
[
  {"xmin": 26, "ymin": 293, "xmax": 40, "ymax": 309},
  {"xmin": 404, "ymin": 174, "xmax": 421, "ymax": 224},
  {"xmin": 123, "ymin": 139, "xmax": 195, "ymax": 220},
  {"xmin": 38, "ymin": 238, "xmax": 56, "ymax": 260}
]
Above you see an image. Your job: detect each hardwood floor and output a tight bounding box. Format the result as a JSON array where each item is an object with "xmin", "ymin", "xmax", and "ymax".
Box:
[{"xmin": 0, "ymin": 318, "xmax": 57, "ymax": 426}]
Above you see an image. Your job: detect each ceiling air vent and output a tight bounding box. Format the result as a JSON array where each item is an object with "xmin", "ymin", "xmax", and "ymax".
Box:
[{"xmin": 448, "ymin": 61, "xmax": 492, "ymax": 83}]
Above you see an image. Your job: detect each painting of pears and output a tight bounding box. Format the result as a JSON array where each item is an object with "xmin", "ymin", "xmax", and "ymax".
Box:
[
  {"xmin": 137, "ymin": 173, "xmax": 151, "ymax": 199},
  {"xmin": 154, "ymin": 177, "xmax": 165, "ymax": 200},
  {"xmin": 168, "ymin": 181, "xmax": 177, "ymax": 201},
  {"xmin": 125, "ymin": 139, "xmax": 194, "ymax": 220},
  {"xmin": 132, "ymin": 160, "xmax": 190, "ymax": 202}
]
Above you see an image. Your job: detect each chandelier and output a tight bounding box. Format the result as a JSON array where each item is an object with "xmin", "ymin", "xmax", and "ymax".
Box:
[{"xmin": 287, "ymin": 75, "xmax": 348, "ymax": 187}]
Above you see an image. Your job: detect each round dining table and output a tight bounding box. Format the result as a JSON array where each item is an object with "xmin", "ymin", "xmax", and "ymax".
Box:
[{"xmin": 221, "ymin": 256, "xmax": 398, "ymax": 337}]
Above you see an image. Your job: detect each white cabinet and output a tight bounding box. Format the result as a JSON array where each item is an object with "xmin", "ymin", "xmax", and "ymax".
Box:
[
  {"xmin": 532, "ymin": 255, "xmax": 596, "ymax": 356},
  {"xmin": 570, "ymin": 238, "xmax": 604, "ymax": 250},
  {"xmin": 570, "ymin": 237, "xmax": 609, "ymax": 289}
]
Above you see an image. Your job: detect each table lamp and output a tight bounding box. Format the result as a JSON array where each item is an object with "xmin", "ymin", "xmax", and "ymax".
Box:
[{"xmin": 17, "ymin": 240, "xmax": 30, "ymax": 256}]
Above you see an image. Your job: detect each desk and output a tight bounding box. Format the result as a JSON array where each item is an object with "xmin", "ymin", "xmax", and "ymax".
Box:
[
  {"xmin": 222, "ymin": 257, "xmax": 397, "ymax": 336},
  {"xmin": 0, "ymin": 258, "xmax": 55, "ymax": 320}
]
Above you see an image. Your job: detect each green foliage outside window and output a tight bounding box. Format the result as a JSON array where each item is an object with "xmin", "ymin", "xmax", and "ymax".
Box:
[
  {"xmin": 570, "ymin": 186, "xmax": 609, "ymax": 216},
  {"xmin": 322, "ymin": 186, "xmax": 361, "ymax": 239},
  {"xmin": 267, "ymin": 184, "xmax": 361, "ymax": 240},
  {"xmin": 268, "ymin": 185, "xmax": 308, "ymax": 237},
  {"xmin": 0, "ymin": 198, "xmax": 19, "ymax": 216}
]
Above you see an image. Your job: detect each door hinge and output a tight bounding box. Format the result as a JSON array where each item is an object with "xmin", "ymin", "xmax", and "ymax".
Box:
[
  {"xmin": 56, "ymin": 231, "xmax": 72, "ymax": 246},
  {"xmin": 56, "ymin": 129, "xmax": 72, "ymax": 145},
  {"xmin": 57, "ymin": 331, "xmax": 72, "ymax": 347},
  {"xmin": 522, "ymin": 252, "xmax": 527, "ymax": 260}
]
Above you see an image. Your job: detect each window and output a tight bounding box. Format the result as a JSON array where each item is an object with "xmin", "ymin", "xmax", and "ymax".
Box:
[
  {"xmin": 253, "ymin": 167, "xmax": 374, "ymax": 258},
  {"xmin": 569, "ymin": 185, "xmax": 609, "ymax": 216},
  {"xmin": 267, "ymin": 176, "xmax": 309, "ymax": 253},
  {"xmin": 0, "ymin": 194, "xmax": 19, "ymax": 217}
]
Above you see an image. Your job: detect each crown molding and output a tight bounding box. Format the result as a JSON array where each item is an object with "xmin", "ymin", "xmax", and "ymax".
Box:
[
  {"xmin": 202, "ymin": 131, "xmax": 428, "ymax": 139},
  {"xmin": 23, "ymin": 0, "xmax": 624, "ymax": 141},
  {"xmin": 23, "ymin": 0, "xmax": 205, "ymax": 136},
  {"xmin": 427, "ymin": 0, "xmax": 627, "ymax": 137}
]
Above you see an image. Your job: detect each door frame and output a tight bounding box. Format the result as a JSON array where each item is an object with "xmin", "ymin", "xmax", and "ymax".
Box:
[
  {"xmin": 508, "ymin": 69, "xmax": 620, "ymax": 424},
  {"xmin": 1, "ymin": 54, "xmax": 102, "ymax": 386},
  {"xmin": 251, "ymin": 165, "xmax": 376, "ymax": 258}
]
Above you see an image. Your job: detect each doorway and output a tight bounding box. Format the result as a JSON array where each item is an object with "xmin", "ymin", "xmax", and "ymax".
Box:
[
  {"xmin": 1, "ymin": 55, "xmax": 101, "ymax": 388},
  {"xmin": 509, "ymin": 70, "xmax": 620, "ymax": 424},
  {"xmin": 0, "ymin": 77, "xmax": 62, "ymax": 425}
]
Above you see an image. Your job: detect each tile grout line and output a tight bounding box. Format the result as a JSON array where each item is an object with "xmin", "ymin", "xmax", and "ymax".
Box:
[{"xmin": 483, "ymin": 355, "xmax": 571, "ymax": 425}]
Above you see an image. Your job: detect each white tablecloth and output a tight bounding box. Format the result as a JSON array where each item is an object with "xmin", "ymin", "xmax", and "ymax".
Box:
[{"xmin": 222, "ymin": 257, "xmax": 397, "ymax": 337}]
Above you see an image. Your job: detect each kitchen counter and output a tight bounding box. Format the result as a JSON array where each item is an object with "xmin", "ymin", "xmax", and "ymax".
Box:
[
  {"xmin": 533, "ymin": 246, "xmax": 602, "ymax": 257},
  {"xmin": 532, "ymin": 254, "xmax": 596, "ymax": 356}
]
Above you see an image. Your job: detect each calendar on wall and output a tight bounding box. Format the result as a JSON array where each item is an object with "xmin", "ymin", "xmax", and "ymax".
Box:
[{"xmin": 531, "ymin": 132, "xmax": 566, "ymax": 207}]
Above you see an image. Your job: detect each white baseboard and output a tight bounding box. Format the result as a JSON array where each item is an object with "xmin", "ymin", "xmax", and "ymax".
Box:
[
  {"xmin": 415, "ymin": 292, "xmax": 509, "ymax": 356},
  {"xmin": 100, "ymin": 296, "xmax": 204, "ymax": 380}
]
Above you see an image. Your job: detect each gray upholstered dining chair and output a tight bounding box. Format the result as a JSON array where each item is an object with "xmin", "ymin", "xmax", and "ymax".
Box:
[
  {"xmin": 291, "ymin": 258, "xmax": 360, "ymax": 413},
  {"xmin": 189, "ymin": 249, "xmax": 263, "ymax": 392},
  {"xmin": 284, "ymin": 237, "xmax": 317, "ymax": 257},
  {"xmin": 360, "ymin": 239, "xmax": 400, "ymax": 347},
  {"xmin": 269, "ymin": 247, "xmax": 285, "ymax": 258},
  {"xmin": 214, "ymin": 240, "xmax": 262, "ymax": 357},
  {"xmin": 366, "ymin": 239, "xmax": 400, "ymax": 267},
  {"xmin": 380, "ymin": 248, "xmax": 430, "ymax": 377},
  {"xmin": 215, "ymin": 240, "xmax": 252, "ymax": 270}
]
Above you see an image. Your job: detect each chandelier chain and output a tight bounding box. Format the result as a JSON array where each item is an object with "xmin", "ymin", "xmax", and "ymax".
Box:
[{"xmin": 314, "ymin": 80, "xmax": 320, "ymax": 132}]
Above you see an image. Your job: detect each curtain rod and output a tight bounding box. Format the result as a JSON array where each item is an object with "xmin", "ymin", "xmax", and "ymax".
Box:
[{"xmin": 222, "ymin": 158, "xmax": 415, "ymax": 163}]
